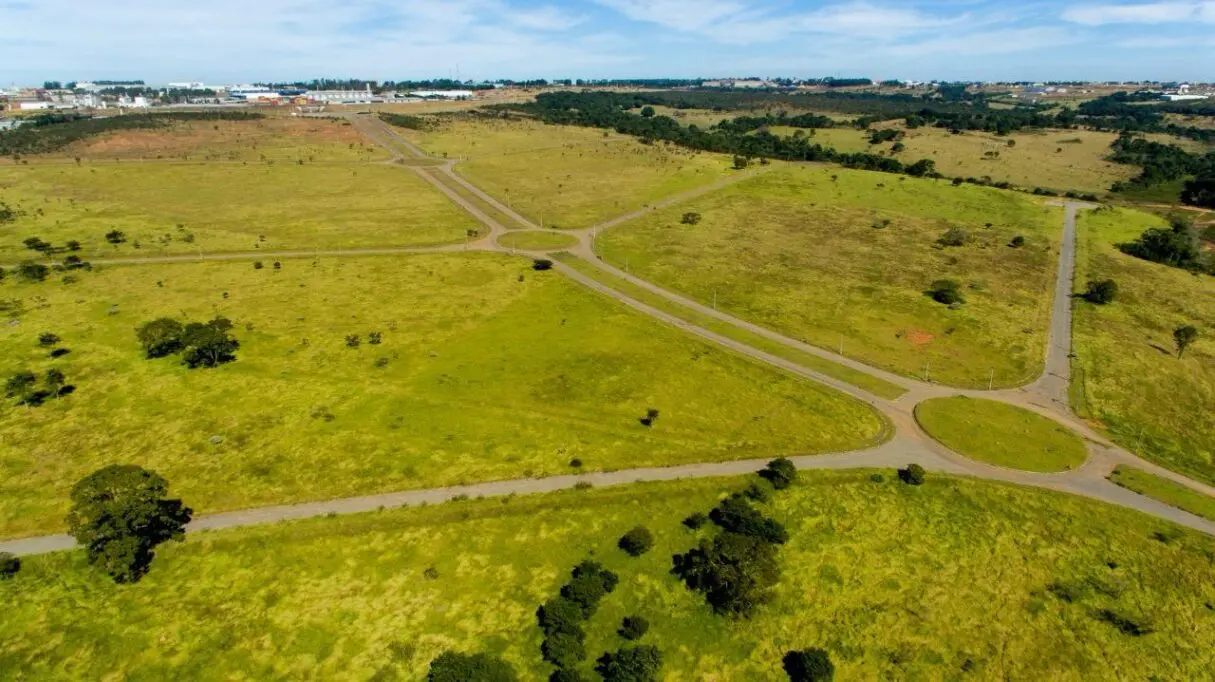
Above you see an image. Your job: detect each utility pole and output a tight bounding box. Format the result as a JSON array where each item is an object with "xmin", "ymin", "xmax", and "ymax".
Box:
[
  {"xmin": 988, "ymin": 369, "xmax": 995, "ymax": 391},
  {"xmin": 712, "ymin": 289, "xmax": 717, "ymax": 310},
  {"xmin": 839, "ymin": 334, "xmax": 844, "ymax": 356},
  {"xmin": 924, "ymin": 362, "xmax": 931, "ymax": 383}
]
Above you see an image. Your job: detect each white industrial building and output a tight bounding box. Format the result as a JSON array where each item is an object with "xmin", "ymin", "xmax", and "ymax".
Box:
[
  {"xmin": 307, "ymin": 89, "xmax": 378, "ymax": 104},
  {"xmin": 408, "ymin": 90, "xmax": 474, "ymax": 100}
]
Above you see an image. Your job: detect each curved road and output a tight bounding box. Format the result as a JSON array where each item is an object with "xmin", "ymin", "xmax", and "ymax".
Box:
[{"xmin": 4, "ymin": 119, "xmax": 1212, "ymax": 556}]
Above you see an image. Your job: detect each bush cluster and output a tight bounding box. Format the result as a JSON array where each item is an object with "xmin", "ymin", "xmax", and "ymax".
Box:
[
  {"xmin": 537, "ymin": 561, "xmax": 619, "ymax": 675},
  {"xmin": 618, "ymin": 526, "xmax": 654, "ymax": 557},
  {"xmin": 136, "ymin": 316, "xmax": 240, "ymax": 368},
  {"xmin": 427, "ymin": 651, "xmax": 517, "ymax": 681}
]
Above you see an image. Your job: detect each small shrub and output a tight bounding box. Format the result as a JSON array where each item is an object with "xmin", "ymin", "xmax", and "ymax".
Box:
[
  {"xmin": 560, "ymin": 561, "xmax": 619, "ymax": 617},
  {"xmin": 568, "ymin": 458, "xmax": 583, "ymax": 468},
  {"xmin": 733, "ymin": 155, "xmax": 750, "ymax": 170},
  {"xmin": 682, "ymin": 512, "xmax": 708, "ymax": 529},
  {"xmin": 869, "ymin": 472, "xmax": 885, "ymax": 483},
  {"xmin": 345, "ymin": 334, "xmax": 361, "ymax": 348},
  {"xmin": 618, "ymin": 526, "xmax": 654, "ymax": 557},
  {"xmin": 681, "ymin": 212, "xmax": 702, "ymax": 225},
  {"xmin": 1083, "ymin": 279, "xmax": 1118, "ymax": 305},
  {"xmin": 898, "ymin": 464, "xmax": 926, "ymax": 485},
  {"xmin": 1093, "ymin": 609, "xmax": 1153, "ymax": 637},
  {"xmin": 0, "ymin": 551, "xmax": 20, "ymax": 579},
  {"xmin": 367, "ymin": 332, "xmax": 383, "ymax": 345},
  {"xmin": 104, "ymin": 229, "xmax": 126, "ymax": 245},
  {"xmin": 938, "ymin": 228, "xmax": 969, "ymax": 247},
  {"xmin": 17, "ymin": 261, "xmax": 50, "ymax": 282},
  {"xmin": 639, "ymin": 408, "xmax": 660, "ymax": 427},
  {"xmin": 743, "ymin": 480, "xmax": 773, "ymax": 503},
  {"xmin": 38, "ymin": 332, "xmax": 61, "ymax": 347},
  {"xmin": 929, "ymin": 279, "xmax": 964, "ymax": 305},
  {"xmin": 1009, "ymin": 235, "xmax": 1025, "ymax": 248},
  {"xmin": 427, "ymin": 650, "xmax": 517, "ymax": 682},
  {"xmin": 253, "ymin": 261, "xmax": 264, "ymax": 270},
  {"xmin": 782, "ymin": 648, "xmax": 835, "ymax": 681},
  {"xmin": 619, "ymin": 615, "xmax": 650, "ymax": 641},
  {"xmin": 596, "ymin": 645, "xmax": 663, "ymax": 682},
  {"xmin": 533, "ymin": 259, "xmax": 554, "ymax": 271}
]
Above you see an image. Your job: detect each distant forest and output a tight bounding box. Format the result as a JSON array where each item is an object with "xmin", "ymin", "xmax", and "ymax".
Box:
[{"xmin": 0, "ymin": 112, "xmax": 264, "ymax": 156}]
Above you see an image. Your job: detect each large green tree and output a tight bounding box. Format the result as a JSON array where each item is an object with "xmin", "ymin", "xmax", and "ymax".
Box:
[
  {"xmin": 427, "ymin": 651, "xmax": 517, "ymax": 682},
  {"xmin": 672, "ymin": 532, "xmax": 781, "ymax": 617},
  {"xmin": 66, "ymin": 465, "xmax": 192, "ymax": 583}
]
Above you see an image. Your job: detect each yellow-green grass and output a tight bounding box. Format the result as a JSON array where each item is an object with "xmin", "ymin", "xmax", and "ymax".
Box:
[
  {"xmin": 10, "ymin": 118, "xmax": 386, "ymax": 164},
  {"xmin": 598, "ymin": 165, "xmax": 1064, "ymax": 388},
  {"xmin": 553, "ymin": 253, "xmax": 907, "ymax": 400},
  {"xmin": 400, "ymin": 115, "xmax": 632, "ymax": 160},
  {"xmin": 1108, "ymin": 466, "xmax": 1215, "ymax": 522},
  {"xmin": 0, "ymin": 253, "xmax": 884, "ymax": 537},
  {"xmin": 411, "ymin": 166, "xmax": 527, "ymax": 230},
  {"xmin": 915, "ymin": 397, "xmax": 1088, "ymax": 472},
  {"xmin": 0, "ymin": 162, "xmax": 478, "ymax": 261},
  {"xmin": 821, "ymin": 126, "xmax": 1134, "ymax": 195},
  {"xmin": 455, "ymin": 140, "xmax": 733, "ymax": 230},
  {"xmin": 647, "ymin": 106, "xmax": 731, "ymax": 128},
  {"xmin": 3, "ymin": 473, "xmax": 1212, "ymax": 680},
  {"xmin": 768, "ymin": 126, "xmax": 874, "ymax": 153},
  {"xmin": 497, "ymin": 231, "xmax": 580, "ymax": 251},
  {"xmin": 1072, "ymin": 207, "xmax": 1215, "ymax": 485}
]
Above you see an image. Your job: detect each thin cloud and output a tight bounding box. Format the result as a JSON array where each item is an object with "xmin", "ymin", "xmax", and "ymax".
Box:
[{"xmin": 1062, "ymin": 1, "xmax": 1215, "ymax": 25}]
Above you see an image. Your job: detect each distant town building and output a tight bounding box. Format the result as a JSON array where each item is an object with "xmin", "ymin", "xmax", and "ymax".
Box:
[
  {"xmin": 307, "ymin": 88, "xmax": 377, "ymax": 104},
  {"xmin": 1163, "ymin": 93, "xmax": 1210, "ymax": 101}
]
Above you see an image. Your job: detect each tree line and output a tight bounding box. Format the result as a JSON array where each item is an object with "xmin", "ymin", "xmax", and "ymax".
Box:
[{"xmin": 497, "ymin": 92, "xmax": 939, "ymax": 179}]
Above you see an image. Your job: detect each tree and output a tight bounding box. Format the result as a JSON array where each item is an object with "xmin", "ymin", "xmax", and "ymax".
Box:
[
  {"xmin": 44, "ymin": 368, "xmax": 66, "ymax": 397},
  {"xmin": 66, "ymin": 465, "xmax": 193, "ymax": 583},
  {"xmin": 640, "ymin": 106, "xmax": 656, "ymax": 118},
  {"xmin": 427, "ymin": 651, "xmax": 518, "ymax": 682},
  {"xmin": 733, "ymin": 155, "xmax": 750, "ymax": 170},
  {"xmin": 681, "ymin": 212, "xmax": 702, "ymax": 226},
  {"xmin": 66, "ymin": 240, "xmax": 82, "ymax": 252},
  {"xmin": 672, "ymin": 532, "xmax": 781, "ymax": 617},
  {"xmin": 709, "ymin": 495, "xmax": 788, "ymax": 544},
  {"xmin": 618, "ymin": 526, "xmax": 654, "ymax": 556},
  {"xmin": 0, "ymin": 551, "xmax": 19, "ymax": 579},
  {"xmin": 137, "ymin": 318, "xmax": 185, "ymax": 358},
  {"xmin": 560, "ymin": 560, "xmax": 619, "ymax": 617},
  {"xmin": 782, "ymin": 648, "xmax": 835, "ymax": 682},
  {"xmin": 640, "ymin": 408, "xmax": 660, "ymax": 427},
  {"xmin": 537, "ymin": 597, "xmax": 585, "ymax": 638},
  {"xmin": 105, "ymin": 230, "xmax": 127, "ymax": 245},
  {"xmin": 759, "ymin": 457, "xmax": 797, "ymax": 490},
  {"xmin": 542, "ymin": 632, "xmax": 587, "ymax": 669},
  {"xmin": 1174, "ymin": 325, "xmax": 1199, "ymax": 359},
  {"xmin": 1181, "ymin": 176, "xmax": 1215, "ymax": 209},
  {"xmin": 1009, "ymin": 235, "xmax": 1026, "ymax": 248},
  {"xmin": 533, "ymin": 259, "xmax": 554, "ymax": 271},
  {"xmin": 17, "ymin": 261, "xmax": 49, "ymax": 282},
  {"xmin": 929, "ymin": 279, "xmax": 964, "ymax": 305},
  {"xmin": 595, "ymin": 645, "xmax": 663, "ymax": 682},
  {"xmin": 4, "ymin": 371, "xmax": 37, "ymax": 401},
  {"xmin": 898, "ymin": 463, "xmax": 926, "ymax": 486},
  {"xmin": 1083, "ymin": 279, "xmax": 1119, "ymax": 305},
  {"xmin": 682, "ymin": 512, "xmax": 708, "ymax": 529},
  {"xmin": 181, "ymin": 319, "xmax": 240, "ymax": 368},
  {"xmin": 619, "ymin": 616, "xmax": 650, "ymax": 641},
  {"xmin": 23, "ymin": 237, "xmax": 51, "ymax": 253},
  {"xmin": 38, "ymin": 332, "xmax": 61, "ymax": 348}
]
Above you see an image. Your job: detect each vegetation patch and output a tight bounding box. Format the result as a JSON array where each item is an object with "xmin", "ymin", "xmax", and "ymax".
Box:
[
  {"xmin": 915, "ymin": 397, "xmax": 1088, "ymax": 472},
  {"xmin": 1108, "ymin": 465, "xmax": 1215, "ymax": 522},
  {"xmin": 1072, "ymin": 207, "xmax": 1215, "ymax": 485},
  {"xmin": 0, "ymin": 253, "xmax": 883, "ymax": 537},
  {"xmin": 497, "ymin": 231, "xmax": 580, "ymax": 251},
  {"xmin": 2, "ymin": 473, "xmax": 1212, "ymax": 679},
  {"xmin": 597, "ymin": 165, "xmax": 1063, "ymax": 387}
]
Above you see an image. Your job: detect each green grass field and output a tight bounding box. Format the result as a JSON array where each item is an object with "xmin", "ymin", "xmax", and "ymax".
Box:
[
  {"xmin": 456, "ymin": 141, "xmax": 733, "ymax": 230},
  {"xmin": 916, "ymin": 397, "xmax": 1088, "ymax": 472},
  {"xmin": 3, "ymin": 472, "xmax": 1211, "ymax": 680},
  {"xmin": 597, "ymin": 165, "xmax": 1064, "ymax": 387},
  {"xmin": 0, "ymin": 162, "xmax": 478, "ymax": 260},
  {"xmin": 0, "ymin": 253, "xmax": 884, "ymax": 538},
  {"xmin": 553, "ymin": 253, "xmax": 908, "ymax": 400},
  {"xmin": 1108, "ymin": 466, "xmax": 1215, "ymax": 522},
  {"xmin": 400, "ymin": 115, "xmax": 632, "ymax": 160},
  {"xmin": 497, "ymin": 231, "xmax": 580, "ymax": 251},
  {"xmin": 1072, "ymin": 207, "xmax": 1215, "ymax": 485}
]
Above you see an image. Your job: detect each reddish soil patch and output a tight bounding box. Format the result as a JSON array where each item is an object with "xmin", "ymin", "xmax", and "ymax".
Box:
[{"xmin": 906, "ymin": 330, "xmax": 935, "ymax": 347}]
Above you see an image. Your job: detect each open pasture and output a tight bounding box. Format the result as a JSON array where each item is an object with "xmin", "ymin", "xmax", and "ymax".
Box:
[
  {"xmin": 916, "ymin": 397, "xmax": 1088, "ymax": 472},
  {"xmin": 597, "ymin": 165, "xmax": 1064, "ymax": 387},
  {"xmin": 398, "ymin": 114, "xmax": 631, "ymax": 160},
  {"xmin": 2, "ymin": 472, "xmax": 1211, "ymax": 680},
  {"xmin": 9, "ymin": 117, "xmax": 386, "ymax": 164},
  {"xmin": 1072, "ymin": 207, "xmax": 1215, "ymax": 485},
  {"xmin": 0, "ymin": 253, "xmax": 884, "ymax": 537},
  {"xmin": 0, "ymin": 161, "xmax": 477, "ymax": 260}
]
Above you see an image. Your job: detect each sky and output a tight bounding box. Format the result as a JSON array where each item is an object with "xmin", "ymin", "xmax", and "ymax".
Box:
[{"xmin": 2, "ymin": 0, "xmax": 1214, "ymax": 85}]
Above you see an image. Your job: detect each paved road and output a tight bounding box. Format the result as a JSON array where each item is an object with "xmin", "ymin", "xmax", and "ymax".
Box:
[{"xmin": 5, "ymin": 120, "xmax": 1213, "ymax": 556}]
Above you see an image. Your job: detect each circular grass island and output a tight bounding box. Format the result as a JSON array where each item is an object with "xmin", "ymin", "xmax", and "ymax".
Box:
[
  {"xmin": 915, "ymin": 397, "xmax": 1088, "ymax": 473},
  {"xmin": 497, "ymin": 231, "xmax": 580, "ymax": 251}
]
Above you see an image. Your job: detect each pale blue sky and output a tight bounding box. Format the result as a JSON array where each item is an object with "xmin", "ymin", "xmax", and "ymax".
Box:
[{"xmin": 2, "ymin": 1, "xmax": 1213, "ymax": 85}]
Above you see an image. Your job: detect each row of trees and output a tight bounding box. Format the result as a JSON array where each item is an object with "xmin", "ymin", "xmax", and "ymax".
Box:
[{"xmin": 1117, "ymin": 215, "xmax": 1212, "ymax": 275}]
